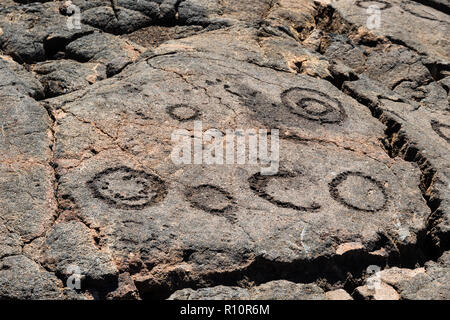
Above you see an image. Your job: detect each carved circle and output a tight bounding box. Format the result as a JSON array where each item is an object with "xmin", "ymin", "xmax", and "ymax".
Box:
[
  {"xmin": 329, "ymin": 171, "xmax": 388, "ymax": 212},
  {"xmin": 167, "ymin": 104, "xmax": 200, "ymax": 122},
  {"xmin": 87, "ymin": 167, "xmax": 167, "ymax": 210},
  {"xmin": 355, "ymin": 0, "xmax": 392, "ymax": 10},
  {"xmin": 281, "ymin": 87, "xmax": 347, "ymax": 124},
  {"xmin": 248, "ymin": 171, "xmax": 321, "ymax": 212},
  {"xmin": 185, "ymin": 184, "xmax": 236, "ymax": 222},
  {"xmin": 431, "ymin": 120, "xmax": 450, "ymax": 143}
]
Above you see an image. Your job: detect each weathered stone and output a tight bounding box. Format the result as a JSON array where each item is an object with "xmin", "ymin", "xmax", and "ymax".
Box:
[
  {"xmin": 0, "ymin": 255, "xmax": 63, "ymax": 299},
  {"xmin": 394, "ymin": 251, "xmax": 450, "ymax": 300},
  {"xmin": 123, "ymin": 25, "xmax": 206, "ymax": 48},
  {"xmin": 342, "ymin": 76, "xmax": 450, "ymax": 255},
  {"xmin": 106, "ymin": 272, "xmax": 140, "ymax": 300},
  {"xmin": 0, "ymin": 223, "xmax": 21, "ymax": 260},
  {"xmin": 32, "ymin": 59, "xmax": 106, "ymax": 97},
  {"xmin": 169, "ymin": 280, "xmax": 356, "ymax": 300},
  {"xmin": 169, "ymin": 285, "xmax": 251, "ymax": 300},
  {"xmin": 169, "ymin": 281, "xmax": 326, "ymax": 300},
  {"xmin": 81, "ymin": 6, "xmax": 152, "ymax": 35},
  {"xmin": 325, "ymin": 289, "xmax": 353, "ymax": 300},
  {"xmin": 65, "ymin": 31, "xmax": 145, "ymax": 76},
  {"xmin": 355, "ymin": 282, "xmax": 401, "ymax": 300},
  {"xmin": 0, "ymin": 162, "xmax": 55, "ymax": 243},
  {"xmin": 0, "ymin": 2, "xmax": 94, "ymax": 63},
  {"xmin": 40, "ymin": 221, "xmax": 118, "ymax": 288},
  {"xmin": 354, "ymin": 251, "xmax": 450, "ymax": 300},
  {"xmin": 317, "ymin": 0, "xmax": 450, "ymax": 62},
  {"xmin": 0, "ymin": 0, "xmax": 448, "ymax": 300},
  {"xmin": 44, "ymin": 41, "xmax": 430, "ymax": 298},
  {"xmin": 379, "ymin": 267, "xmax": 426, "ymax": 287},
  {"xmin": 0, "ymin": 87, "xmax": 54, "ymax": 245},
  {"xmin": 0, "ymin": 55, "xmax": 44, "ymax": 99}
]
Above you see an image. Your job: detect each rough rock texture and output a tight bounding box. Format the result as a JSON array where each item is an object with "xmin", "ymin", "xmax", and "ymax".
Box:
[
  {"xmin": 354, "ymin": 250, "xmax": 450, "ymax": 300},
  {"xmin": 0, "ymin": 0, "xmax": 448, "ymax": 300},
  {"xmin": 32, "ymin": 59, "xmax": 106, "ymax": 97},
  {"xmin": 169, "ymin": 280, "xmax": 353, "ymax": 300}
]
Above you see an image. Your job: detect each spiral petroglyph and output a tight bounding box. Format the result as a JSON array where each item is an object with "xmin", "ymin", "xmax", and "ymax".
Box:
[{"xmin": 281, "ymin": 88, "xmax": 347, "ymax": 124}]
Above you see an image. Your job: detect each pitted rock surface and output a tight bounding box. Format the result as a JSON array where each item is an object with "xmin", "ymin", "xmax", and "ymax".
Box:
[
  {"xmin": 0, "ymin": 0, "xmax": 448, "ymax": 300},
  {"xmin": 169, "ymin": 280, "xmax": 353, "ymax": 300}
]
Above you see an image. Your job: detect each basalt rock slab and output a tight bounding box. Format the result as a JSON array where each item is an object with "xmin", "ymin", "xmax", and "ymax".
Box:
[
  {"xmin": 292, "ymin": 1, "xmax": 449, "ymax": 113},
  {"xmin": 32, "ymin": 59, "xmax": 106, "ymax": 97},
  {"xmin": 0, "ymin": 55, "xmax": 44, "ymax": 99},
  {"xmin": 316, "ymin": 0, "xmax": 450, "ymax": 63},
  {"xmin": 64, "ymin": 0, "xmax": 268, "ymax": 35},
  {"xmin": 43, "ymin": 34, "xmax": 432, "ymax": 297},
  {"xmin": 0, "ymin": 255, "xmax": 65, "ymax": 300},
  {"xmin": 342, "ymin": 76, "xmax": 450, "ymax": 256},
  {"xmin": 0, "ymin": 0, "xmax": 448, "ymax": 300},
  {"xmin": 81, "ymin": 6, "xmax": 153, "ymax": 35},
  {"xmin": 39, "ymin": 221, "xmax": 118, "ymax": 289},
  {"xmin": 168, "ymin": 280, "xmax": 330, "ymax": 300},
  {"xmin": 0, "ymin": 2, "xmax": 94, "ymax": 63},
  {"xmin": 355, "ymin": 251, "xmax": 450, "ymax": 300},
  {"xmin": 0, "ymin": 254, "xmax": 88, "ymax": 300},
  {"xmin": 65, "ymin": 31, "xmax": 145, "ymax": 77},
  {"xmin": 394, "ymin": 250, "xmax": 450, "ymax": 300}
]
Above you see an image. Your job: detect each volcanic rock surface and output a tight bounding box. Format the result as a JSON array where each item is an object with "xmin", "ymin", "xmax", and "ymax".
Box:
[{"xmin": 0, "ymin": 0, "xmax": 448, "ymax": 300}]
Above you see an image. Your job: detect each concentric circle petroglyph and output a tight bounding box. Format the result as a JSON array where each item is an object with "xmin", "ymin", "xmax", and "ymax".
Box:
[
  {"xmin": 87, "ymin": 167, "xmax": 168, "ymax": 210},
  {"xmin": 281, "ymin": 88, "xmax": 347, "ymax": 124},
  {"xmin": 329, "ymin": 171, "xmax": 388, "ymax": 212},
  {"xmin": 167, "ymin": 104, "xmax": 201, "ymax": 122}
]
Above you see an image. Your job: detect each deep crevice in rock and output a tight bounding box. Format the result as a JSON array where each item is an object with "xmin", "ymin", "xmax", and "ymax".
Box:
[
  {"xmin": 304, "ymin": 2, "xmax": 448, "ymax": 262},
  {"xmin": 341, "ymin": 85, "xmax": 446, "ymax": 260},
  {"xmin": 136, "ymin": 237, "xmax": 425, "ymax": 300}
]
